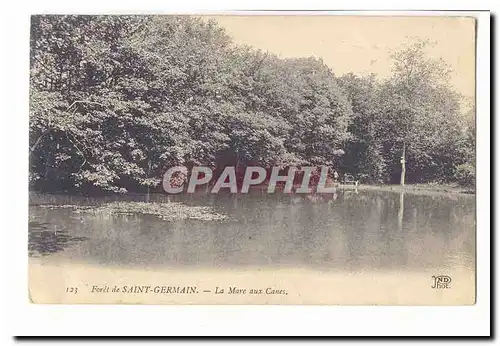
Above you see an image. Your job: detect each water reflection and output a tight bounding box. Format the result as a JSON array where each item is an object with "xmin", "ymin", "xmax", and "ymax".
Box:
[
  {"xmin": 28, "ymin": 190, "xmax": 475, "ymax": 272},
  {"xmin": 28, "ymin": 220, "xmax": 88, "ymax": 256}
]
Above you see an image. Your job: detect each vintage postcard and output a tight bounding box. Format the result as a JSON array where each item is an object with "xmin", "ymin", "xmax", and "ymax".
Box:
[{"xmin": 28, "ymin": 14, "xmax": 476, "ymax": 305}]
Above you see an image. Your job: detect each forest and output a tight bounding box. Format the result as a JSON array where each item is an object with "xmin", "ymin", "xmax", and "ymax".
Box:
[{"xmin": 29, "ymin": 15, "xmax": 476, "ymax": 194}]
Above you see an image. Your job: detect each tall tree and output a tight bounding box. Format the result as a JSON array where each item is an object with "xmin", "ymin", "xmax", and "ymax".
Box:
[{"xmin": 386, "ymin": 39, "xmax": 457, "ymax": 185}]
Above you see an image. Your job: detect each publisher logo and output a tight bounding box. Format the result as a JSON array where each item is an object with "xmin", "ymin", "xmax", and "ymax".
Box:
[{"xmin": 431, "ymin": 275, "xmax": 452, "ymax": 289}]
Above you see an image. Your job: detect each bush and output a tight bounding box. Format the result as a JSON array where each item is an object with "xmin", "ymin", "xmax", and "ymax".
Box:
[{"xmin": 454, "ymin": 164, "xmax": 475, "ymax": 188}]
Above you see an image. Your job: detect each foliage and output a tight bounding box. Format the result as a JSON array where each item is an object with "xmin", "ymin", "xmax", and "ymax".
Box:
[
  {"xmin": 454, "ymin": 164, "xmax": 475, "ymax": 188},
  {"xmin": 337, "ymin": 40, "xmax": 474, "ymax": 185},
  {"xmin": 29, "ymin": 16, "xmax": 475, "ymax": 193}
]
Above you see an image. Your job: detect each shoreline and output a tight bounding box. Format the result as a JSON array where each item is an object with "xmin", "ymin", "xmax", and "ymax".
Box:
[
  {"xmin": 29, "ymin": 183, "xmax": 475, "ymax": 200},
  {"xmin": 335, "ymin": 183, "xmax": 475, "ymax": 196}
]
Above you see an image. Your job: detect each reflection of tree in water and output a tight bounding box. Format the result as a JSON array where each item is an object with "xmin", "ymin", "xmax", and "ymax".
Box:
[
  {"xmin": 28, "ymin": 191, "xmax": 475, "ymax": 271},
  {"xmin": 28, "ymin": 220, "xmax": 88, "ymax": 256}
]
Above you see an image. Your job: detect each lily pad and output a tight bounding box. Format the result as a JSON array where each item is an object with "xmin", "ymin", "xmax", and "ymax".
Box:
[{"xmin": 38, "ymin": 202, "xmax": 228, "ymax": 221}]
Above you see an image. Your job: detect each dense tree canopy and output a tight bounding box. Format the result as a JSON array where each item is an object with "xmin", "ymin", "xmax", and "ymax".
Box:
[{"xmin": 29, "ymin": 15, "xmax": 475, "ymax": 193}]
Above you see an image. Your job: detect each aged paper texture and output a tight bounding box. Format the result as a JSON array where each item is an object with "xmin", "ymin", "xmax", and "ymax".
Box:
[{"xmin": 29, "ymin": 14, "xmax": 476, "ymax": 305}]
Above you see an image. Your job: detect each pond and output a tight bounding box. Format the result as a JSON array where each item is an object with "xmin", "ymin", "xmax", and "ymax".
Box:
[{"xmin": 28, "ymin": 189, "xmax": 475, "ymax": 274}]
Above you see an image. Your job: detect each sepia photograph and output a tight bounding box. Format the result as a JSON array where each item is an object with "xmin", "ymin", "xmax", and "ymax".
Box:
[{"xmin": 27, "ymin": 14, "xmax": 477, "ymax": 305}]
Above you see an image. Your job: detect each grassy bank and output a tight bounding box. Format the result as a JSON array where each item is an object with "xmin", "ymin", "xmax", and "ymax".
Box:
[
  {"xmin": 28, "ymin": 182, "xmax": 475, "ymax": 202},
  {"xmin": 336, "ymin": 183, "xmax": 475, "ymax": 195}
]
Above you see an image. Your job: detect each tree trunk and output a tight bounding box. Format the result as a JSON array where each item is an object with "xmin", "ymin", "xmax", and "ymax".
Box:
[{"xmin": 400, "ymin": 142, "xmax": 406, "ymax": 186}]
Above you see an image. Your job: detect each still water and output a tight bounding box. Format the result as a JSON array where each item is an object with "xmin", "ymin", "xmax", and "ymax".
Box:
[{"xmin": 28, "ymin": 190, "xmax": 475, "ymax": 273}]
